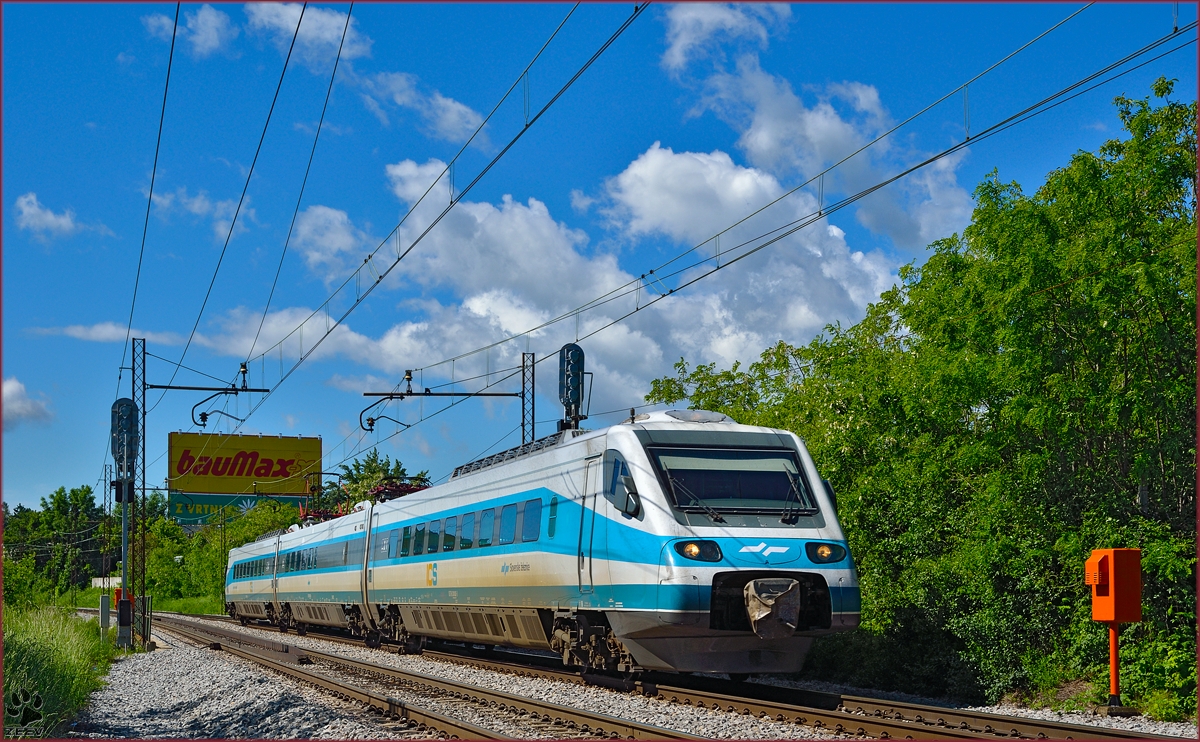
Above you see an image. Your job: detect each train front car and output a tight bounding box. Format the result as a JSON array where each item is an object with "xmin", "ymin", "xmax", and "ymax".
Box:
[{"xmin": 596, "ymin": 409, "xmax": 859, "ymax": 674}]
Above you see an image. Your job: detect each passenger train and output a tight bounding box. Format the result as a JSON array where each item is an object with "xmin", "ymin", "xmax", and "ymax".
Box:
[{"xmin": 225, "ymin": 409, "xmax": 860, "ymax": 674}]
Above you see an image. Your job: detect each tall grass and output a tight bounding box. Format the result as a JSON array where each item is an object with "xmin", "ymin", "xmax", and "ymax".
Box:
[{"xmin": 2, "ymin": 605, "xmax": 120, "ymax": 736}]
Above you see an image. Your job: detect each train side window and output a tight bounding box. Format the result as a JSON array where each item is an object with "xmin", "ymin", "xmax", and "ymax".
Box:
[
  {"xmin": 413, "ymin": 523, "xmax": 427, "ymax": 555},
  {"xmin": 548, "ymin": 497, "xmax": 558, "ymax": 538},
  {"xmin": 388, "ymin": 529, "xmax": 399, "ymax": 559},
  {"xmin": 521, "ymin": 499, "xmax": 542, "ymax": 542},
  {"xmin": 428, "ymin": 520, "xmax": 441, "ymax": 554},
  {"xmin": 342, "ymin": 541, "xmax": 349, "ymax": 565},
  {"xmin": 444, "ymin": 516, "xmax": 457, "ymax": 552},
  {"xmin": 499, "ymin": 504, "xmax": 517, "ymax": 545},
  {"xmin": 401, "ymin": 526, "xmax": 412, "ymax": 557},
  {"xmin": 478, "ymin": 510, "xmax": 495, "ymax": 547},
  {"xmin": 460, "ymin": 513, "xmax": 475, "ymax": 549}
]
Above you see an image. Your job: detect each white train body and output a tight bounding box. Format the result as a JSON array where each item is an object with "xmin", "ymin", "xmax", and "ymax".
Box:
[{"xmin": 226, "ymin": 410, "xmax": 860, "ymax": 674}]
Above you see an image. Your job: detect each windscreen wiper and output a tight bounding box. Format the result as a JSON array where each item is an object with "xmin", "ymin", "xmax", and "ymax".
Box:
[
  {"xmin": 662, "ymin": 465, "xmax": 725, "ymax": 523},
  {"xmin": 781, "ymin": 472, "xmax": 816, "ymax": 524}
]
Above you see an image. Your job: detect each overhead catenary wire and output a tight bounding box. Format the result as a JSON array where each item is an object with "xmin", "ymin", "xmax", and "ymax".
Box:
[
  {"xmin": 100, "ymin": 1, "xmax": 181, "ymax": 496},
  {"xmin": 239, "ymin": 3, "xmax": 584, "ymax": 372},
  {"xmin": 150, "ymin": 2, "xmax": 309, "ymax": 414},
  {"xmin": 137, "ymin": 2, "xmax": 597, "ymax": 480},
  {"xmin": 404, "ymin": 19, "xmax": 1197, "ymax": 381},
  {"xmin": 317, "ymin": 22, "xmax": 1198, "ymax": 480},
  {"xmin": 203, "ymin": 4, "xmax": 647, "ymax": 451},
  {"xmin": 246, "ymin": 1, "xmax": 356, "ymax": 362}
]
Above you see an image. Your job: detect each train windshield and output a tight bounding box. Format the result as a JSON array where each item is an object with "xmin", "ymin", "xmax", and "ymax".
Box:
[{"xmin": 647, "ymin": 447, "xmax": 818, "ymax": 517}]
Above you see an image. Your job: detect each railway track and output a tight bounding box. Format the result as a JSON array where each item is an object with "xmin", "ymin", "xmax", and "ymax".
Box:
[
  {"xmin": 82, "ymin": 609, "xmax": 1193, "ymax": 740},
  {"xmin": 153, "ymin": 615, "xmax": 704, "ymax": 740}
]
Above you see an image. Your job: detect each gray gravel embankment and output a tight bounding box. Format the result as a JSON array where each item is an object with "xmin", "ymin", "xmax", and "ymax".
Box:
[{"xmin": 68, "ymin": 630, "xmax": 405, "ymax": 739}]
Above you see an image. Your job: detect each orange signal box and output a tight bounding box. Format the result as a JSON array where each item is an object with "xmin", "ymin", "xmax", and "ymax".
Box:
[
  {"xmin": 1084, "ymin": 548, "xmax": 1142, "ymax": 623},
  {"xmin": 1084, "ymin": 548, "xmax": 1141, "ymax": 713}
]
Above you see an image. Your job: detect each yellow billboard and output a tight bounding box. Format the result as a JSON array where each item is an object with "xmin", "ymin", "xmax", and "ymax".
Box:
[{"xmin": 168, "ymin": 432, "xmax": 322, "ymax": 495}]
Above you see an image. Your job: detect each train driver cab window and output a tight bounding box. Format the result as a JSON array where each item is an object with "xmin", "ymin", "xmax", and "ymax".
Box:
[
  {"xmin": 413, "ymin": 523, "xmax": 427, "ymax": 555},
  {"xmin": 521, "ymin": 499, "xmax": 541, "ymax": 542},
  {"xmin": 428, "ymin": 520, "xmax": 441, "ymax": 554},
  {"xmin": 444, "ymin": 516, "xmax": 457, "ymax": 552},
  {"xmin": 478, "ymin": 509, "xmax": 495, "ymax": 547},
  {"xmin": 499, "ymin": 504, "xmax": 518, "ymax": 545},
  {"xmin": 460, "ymin": 513, "xmax": 475, "ymax": 549},
  {"xmin": 401, "ymin": 526, "xmax": 412, "ymax": 557}
]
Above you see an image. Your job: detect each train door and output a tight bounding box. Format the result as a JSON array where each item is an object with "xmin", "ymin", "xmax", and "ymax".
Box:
[
  {"xmin": 578, "ymin": 456, "xmax": 602, "ymax": 593},
  {"xmin": 366, "ymin": 511, "xmax": 388, "ymax": 623},
  {"xmin": 270, "ymin": 537, "xmax": 281, "ymax": 614},
  {"xmin": 358, "ymin": 504, "xmax": 377, "ymax": 627}
]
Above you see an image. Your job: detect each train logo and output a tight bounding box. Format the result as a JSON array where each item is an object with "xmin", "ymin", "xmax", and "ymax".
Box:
[
  {"xmin": 426, "ymin": 563, "xmax": 437, "ymax": 586},
  {"xmin": 740, "ymin": 542, "xmax": 791, "ymax": 556}
]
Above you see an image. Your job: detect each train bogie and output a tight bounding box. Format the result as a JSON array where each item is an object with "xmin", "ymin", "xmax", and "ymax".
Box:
[{"xmin": 225, "ymin": 410, "xmax": 860, "ymax": 674}]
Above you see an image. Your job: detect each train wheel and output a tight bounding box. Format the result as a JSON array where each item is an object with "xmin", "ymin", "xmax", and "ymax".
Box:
[
  {"xmin": 239, "ymin": 617, "xmax": 248, "ymax": 626},
  {"xmin": 364, "ymin": 631, "xmax": 382, "ymax": 649},
  {"xmin": 728, "ymin": 673, "xmax": 749, "ymax": 683},
  {"xmin": 296, "ymin": 623, "xmax": 307, "ymax": 636}
]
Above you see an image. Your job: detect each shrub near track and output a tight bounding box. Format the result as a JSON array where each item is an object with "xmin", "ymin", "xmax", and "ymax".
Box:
[
  {"xmin": 2, "ymin": 606, "xmax": 120, "ymax": 736},
  {"xmin": 647, "ymin": 80, "xmax": 1196, "ymax": 720}
]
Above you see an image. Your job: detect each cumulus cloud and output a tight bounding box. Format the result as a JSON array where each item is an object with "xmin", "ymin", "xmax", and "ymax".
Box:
[
  {"xmin": 293, "ymin": 205, "xmax": 373, "ymax": 277},
  {"xmin": 32, "ymin": 321, "xmax": 183, "ymax": 346},
  {"xmin": 662, "ymin": 3, "xmax": 790, "ymax": 72},
  {"xmin": 143, "ymin": 5, "xmax": 239, "ymax": 58},
  {"xmin": 152, "ymin": 186, "xmax": 253, "ymax": 241},
  {"xmin": 14, "ymin": 193, "xmax": 80, "ymax": 239},
  {"xmin": 2, "ymin": 378, "xmax": 52, "ymax": 431},
  {"xmin": 694, "ymin": 52, "xmax": 971, "ymax": 252},
  {"xmin": 205, "ymin": 143, "xmax": 896, "ymax": 415},
  {"xmin": 245, "ymin": 2, "xmax": 372, "ymax": 72},
  {"xmin": 603, "ymin": 142, "xmax": 895, "ymax": 364},
  {"xmin": 357, "ymin": 72, "xmax": 486, "ymax": 145}
]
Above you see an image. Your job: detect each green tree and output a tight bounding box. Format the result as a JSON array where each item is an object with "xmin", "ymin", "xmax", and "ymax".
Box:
[{"xmin": 649, "ymin": 80, "xmax": 1195, "ymax": 718}]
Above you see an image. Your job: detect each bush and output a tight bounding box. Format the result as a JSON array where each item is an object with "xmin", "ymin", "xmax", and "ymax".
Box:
[{"xmin": 2, "ymin": 605, "xmax": 119, "ymax": 736}]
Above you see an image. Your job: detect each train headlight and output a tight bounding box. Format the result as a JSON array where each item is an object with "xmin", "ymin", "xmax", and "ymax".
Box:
[
  {"xmin": 675, "ymin": 540, "xmax": 722, "ymax": 562},
  {"xmin": 806, "ymin": 542, "xmax": 846, "ymax": 563}
]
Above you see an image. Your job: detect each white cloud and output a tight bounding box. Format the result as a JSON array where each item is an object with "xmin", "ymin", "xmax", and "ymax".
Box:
[
  {"xmin": 386, "ymin": 158, "xmax": 451, "ymax": 207},
  {"xmin": 184, "ymin": 4, "xmax": 239, "ymax": 58},
  {"xmin": 602, "ymin": 142, "xmax": 895, "ymax": 365},
  {"xmin": 2, "ymin": 378, "xmax": 52, "ymax": 431},
  {"xmin": 662, "ymin": 3, "xmax": 790, "ymax": 72},
  {"xmin": 293, "ymin": 205, "xmax": 372, "ymax": 277},
  {"xmin": 152, "ymin": 187, "xmax": 252, "ymax": 241},
  {"xmin": 14, "ymin": 192, "xmax": 79, "ymax": 239},
  {"xmin": 32, "ymin": 321, "xmax": 183, "ymax": 346},
  {"xmin": 570, "ymin": 189, "xmax": 595, "ymax": 213},
  {"xmin": 142, "ymin": 5, "xmax": 239, "ymax": 58},
  {"xmin": 605, "ymin": 142, "xmax": 782, "ymax": 243},
  {"xmin": 423, "ymin": 92, "xmax": 485, "ymax": 143},
  {"xmin": 245, "ymin": 2, "xmax": 372, "ymax": 72},
  {"xmin": 357, "ymin": 72, "xmax": 486, "ymax": 145},
  {"xmin": 696, "ymin": 54, "xmax": 971, "ymax": 251},
  {"xmin": 142, "ymin": 13, "xmax": 175, "ymax": 41}
]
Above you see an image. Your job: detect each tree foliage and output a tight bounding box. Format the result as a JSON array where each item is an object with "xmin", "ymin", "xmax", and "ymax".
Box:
[{"xmin": 648, "ymin": 81, "xmax": 1195, "ymax": 718}]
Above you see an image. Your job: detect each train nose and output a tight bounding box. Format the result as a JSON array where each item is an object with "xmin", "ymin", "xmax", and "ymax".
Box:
[{"xmin": 743, "ymin": 578, "xmax": 801, "ymax": 639}]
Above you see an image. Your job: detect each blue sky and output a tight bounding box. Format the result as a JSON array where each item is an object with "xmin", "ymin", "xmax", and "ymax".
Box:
[{"xmin": 3, "ymin": 3, "xmax": 1196, "ymax": 509}]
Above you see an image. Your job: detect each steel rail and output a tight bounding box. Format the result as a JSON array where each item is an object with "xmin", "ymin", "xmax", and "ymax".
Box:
[
  {"xmin": 296, "ymin": 644, "xmax": 708, "ymax": 741},
  {"xmin": 124, "ymin": 611, "xmax": 1194, "ymax": 741},
  {"xmin": 154, "ymin": 618, "xmax": 508, "ymax": 740},
  {"xmin": 157, "ymin": 616, "xmax": 702, "ymax": 740}
]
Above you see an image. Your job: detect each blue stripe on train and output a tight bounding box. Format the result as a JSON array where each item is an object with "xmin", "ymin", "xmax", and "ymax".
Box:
[{"xmin": 230, "ymin": 582, "xmax": 862, "ymax": 615}]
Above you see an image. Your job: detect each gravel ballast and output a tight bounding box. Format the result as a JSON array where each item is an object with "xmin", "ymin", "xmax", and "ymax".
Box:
[
  {"xmin": 69, "ymin": 629, "xmax": 406, "ymax": 739},
  {"xmin": 72, "ymin": 614, "xmax": 1197, "ymax": 739}
]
